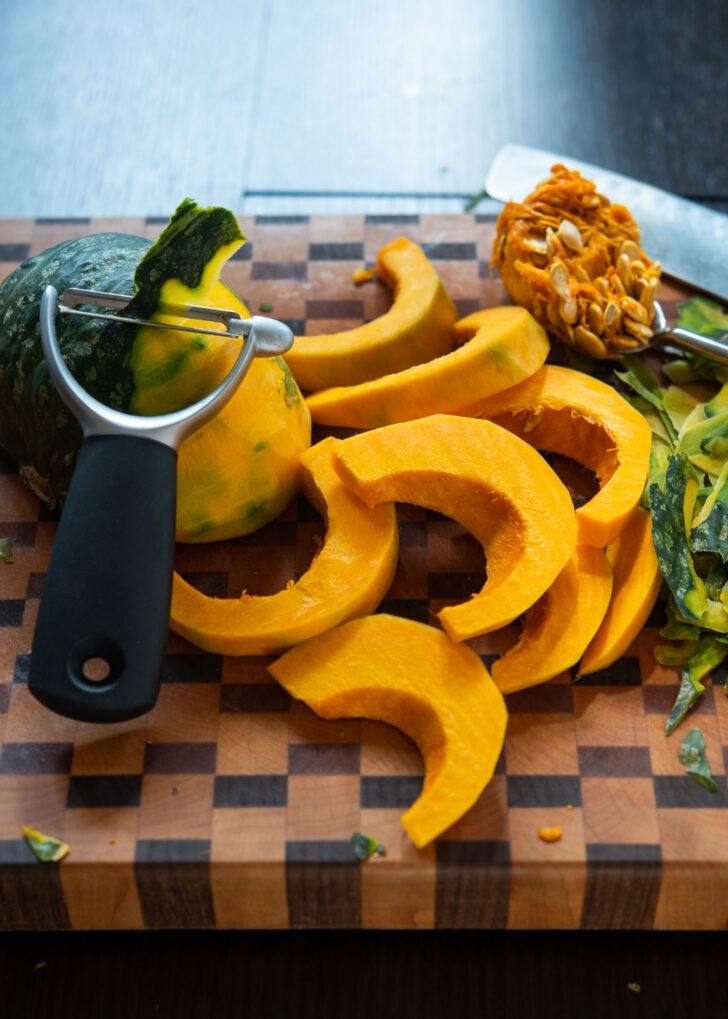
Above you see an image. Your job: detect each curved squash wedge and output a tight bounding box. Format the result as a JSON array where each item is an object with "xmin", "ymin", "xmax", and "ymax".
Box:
[
  {"xmin": 491, "ymin": 544, "xmax": 613, "ymax": 694},
  {"xmin": 267, "ymin": 613, "xmax": 508, "ymax": 848},
  {"xmin": 170, "ymin": 436, "xmax": 399, "ymax": 655},
  {"xmin": 283, "ymin": 237, "xmax": 458, "ymax": 391},
  {"xmin": 457, "ymin": 365, "xmax": 652, "ymax": 548},
  {"xmin": 305, "ymin": 306, "xmax": 550, "ymax": 429},
  {"xmin": 334, "ymin": 414, "xmax": 577, "ymax": 641},
  {"xmin": 577, "ymin": 506, "xmax": 662, "ymax": 676}
]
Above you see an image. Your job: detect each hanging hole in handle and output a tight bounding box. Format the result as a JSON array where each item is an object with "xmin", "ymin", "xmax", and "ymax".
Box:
[{"xmin": 68, "ymin": 635, "xmax": 124, "ymax": 691}]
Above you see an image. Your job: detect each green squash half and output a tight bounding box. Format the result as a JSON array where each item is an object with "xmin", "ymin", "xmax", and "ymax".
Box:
[{"xmin": 0, "ymin": 199, "xmax": 311, "ymax": 541}]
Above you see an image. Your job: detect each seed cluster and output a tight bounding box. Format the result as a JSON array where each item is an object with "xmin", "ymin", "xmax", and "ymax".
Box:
[{"xmin": 491, "ymin": 165, "xmax": 661, "ymax": 358}]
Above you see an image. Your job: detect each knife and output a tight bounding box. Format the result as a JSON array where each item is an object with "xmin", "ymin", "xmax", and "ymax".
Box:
[{"xmin": 485, "ymin": 144, "xmax": 728, "ymax": 303}]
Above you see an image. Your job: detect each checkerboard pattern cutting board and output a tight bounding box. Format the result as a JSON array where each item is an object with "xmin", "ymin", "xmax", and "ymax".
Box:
[{"xmin": 1, "ymin": 214, "xmax": 727, "ymax": 932}]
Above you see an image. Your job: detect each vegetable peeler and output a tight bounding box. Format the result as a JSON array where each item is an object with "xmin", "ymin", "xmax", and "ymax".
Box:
[{"xmin": 29, "ymin": 286, "xmax": 293, "ymax": 723}]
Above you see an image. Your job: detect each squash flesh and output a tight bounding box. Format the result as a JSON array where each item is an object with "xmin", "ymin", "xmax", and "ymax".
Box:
[
  {"xmin": 334, "ymin": 414, "xmax": 577, "ymax": 640},
  {"xmin": 457, "ymin": 364, "xmax": 652, "ymax": 548},
  {"xmin": 130, "ymin": 254, "xmax": 244, "ymax": 416},
  {"xmin": 267, "ymin": 613, "xmax": 508, "ymax": 848},
  {"xmin": 305, "ymin": 306, "xmax": 550, "ymax": 429},
  {"xmin": 283, "ymin": 237, "xmax": 458, "ymax": 391},
  {"xmin": 175, "ymin": 354, "xmax": 311, "ymax": 542},
  {"xmin": 170, "ymin": 437, "xmax": 399, "ymax": 653},
  {"xmin": 492, "ymin": 544, "xmax": 613, "ymax": 694},
  {"xmin": 578, "ymin": 506, "xmax": 663, "ymax": 676}
]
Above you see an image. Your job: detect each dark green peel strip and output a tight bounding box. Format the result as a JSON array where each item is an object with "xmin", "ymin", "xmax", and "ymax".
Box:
[
  {"xmin": 677, "ymin": 728, "xmax": 718, "ymax": 792},
  {"xmin": 129, "ymin": 199, "xmax": 244, "ymax": 318}
]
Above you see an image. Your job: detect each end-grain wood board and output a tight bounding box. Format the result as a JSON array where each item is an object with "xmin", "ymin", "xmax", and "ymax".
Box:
[{"xmin": 0, "ymin": 214, "xmax": 726, "ymax": 933}]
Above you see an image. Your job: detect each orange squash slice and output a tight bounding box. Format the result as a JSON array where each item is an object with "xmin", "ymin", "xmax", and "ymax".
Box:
[
  {"xmin": 169, "ymin": 437, "xmax": 399, "ymax": 655},
  {"xmin": 491, "ymin": 544, "xmax": 613, "ymax": 694},
  {"xmin": 334, "ymin": 414, "xmax": 577, "ymax": 641},
  {"xmin": 577, "ymin": 505, "xmax": 662, "ymax": 676},
  {"xmin": 283, "ymin": 237, "xmax": 458, "ymax": 391},
  {"xmin": 268, "ymin": 613, "xmax": 508, "ymax": 848},
  {"xmin": 305, "ymin": 306, "xmax": 550, "ymax": 429},
  {"xmin": 457, "ymin": 364, "xmax": 652, "ymax": 548}
]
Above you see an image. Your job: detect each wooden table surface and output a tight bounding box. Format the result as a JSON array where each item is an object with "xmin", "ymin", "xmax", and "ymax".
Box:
[{"xmin": 2, "ymin": 212, "xmax": 727, "ymax": 945}]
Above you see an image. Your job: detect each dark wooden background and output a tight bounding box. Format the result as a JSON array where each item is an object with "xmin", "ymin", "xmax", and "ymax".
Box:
[{"xmin": 1, "ymin": 0, "xmax": 728, "ymax": 1015}]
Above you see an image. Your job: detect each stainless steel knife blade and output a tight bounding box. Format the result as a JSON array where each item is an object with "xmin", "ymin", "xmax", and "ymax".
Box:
[{"xmin": 485, "ymin": 145, "xmax": 728, "ymax": 302}]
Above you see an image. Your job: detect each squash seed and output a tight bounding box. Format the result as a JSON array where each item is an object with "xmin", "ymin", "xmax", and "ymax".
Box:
[
  {"xmin": 604, "ymin": 300, "xmax": 621, "ymax": 328},
  {"xmin": 623, "ymin": 317, "xmax": 653, "ymax": 342},
  {"xmin": 557, "ymin": 218, "xmax": 583, "ymax": 252},
  {"xmin": 560, "ymin": 297, "xmax": 579, "ymax": 325},
  {"xmin": 524, "ymin": 236, "xmax": 548, "ymax": 256},
  {"xmin": 639, "ymin": 277, "xmax": 658, "ymax": 308},
  {"xmin": 574, "ymin": 325, "xmax": 607, "ymax": 358},
  {"xmin": 621, "ymin": 296, "xmax": 649, "ymax": 324},
  {"xmin": 587, "ymin": 303, "xmax": 605, "ymax": 335},
  {"xmin": 619, "ymin": 240, "xmax": 642, "ymax": 262},
  {"xmin": 549, "ymin": 261, "xmax": 571, "ymax": 300},
  {"xmin": 617, "ymin": 252, "xmax": 633, "ymax": 289},
  {"xmin": 610, "ymin": 334, "xmax": 642, "ymax": 350}
]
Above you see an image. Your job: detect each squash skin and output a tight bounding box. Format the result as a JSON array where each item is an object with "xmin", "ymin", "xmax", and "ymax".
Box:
[
  {"xmin": 0, "ymin": 232, "xmax": 147, "ymax": 505},
  {"xmin": 305, "ymin": 306, "xmax": 550, "ymax": 429},
  {"xmin": 283, "ymin": 237, "xmax": 458, "ymax": 392},
  {"xmin": 267, "ymin": 613, "xmax": 508, "ymax": 848},
  {"xmin": 334, "ymin": 414, "xmax": 578, "ymax": 640},
  {"xmin": 457, "ymin": 364, "xmax": 652, "ymax": 548},
  {"xmin": 577, "ymin": 505, "xmax": 662, "ymax": 676},
  {"xmin": 491, "ymin": 544, "xmax": 613, "ymax": 694},
  {"xmin": 0, "ymin": 210, "xmax": 311, "ymax": 541},
  {"xmin": 170, "ymin": 437, "xmax": 399, "ymax": 654}
]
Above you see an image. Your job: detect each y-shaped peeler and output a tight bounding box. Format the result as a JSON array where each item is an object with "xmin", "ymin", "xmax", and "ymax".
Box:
[{"xmin": 29, "ymin": 286, "xmax": 293, "ymax": 723}]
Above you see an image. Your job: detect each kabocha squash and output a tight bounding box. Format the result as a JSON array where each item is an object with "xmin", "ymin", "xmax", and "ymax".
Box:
[
  {"xmin": 170, "ymin": 437, "xmax": 399, "ymax": 655},
  {"xmin": 0, "ymin": 200, "xmax": 311, "ymax": 542},
  {"xmin": 578, "ymin": 505, "xmax": 662, "ymax": 676},
  {"xmin": 305, "ymin": 306, "xmax": 550, "ymax": 429},
  {"xmin": 283, "ymin": 237, "xmax": 458, "ymax": 391},
  {"xmin": 457, "ymin": 364, "xmax": 652, "ymax": 548},
  {"xmin": 491, "ymin": 544, "xmax": 613, "ymax": 694},
  {"xmin": 267, "ymin": 613, "xmax": 508, "ymax": 848},
  {"xmin": 334, "ymin": 414, "xmax": 577, "ymax": 641},
  {"xmin": 491, "ymin": 165, "xmax": 661, "ymax": 358}
]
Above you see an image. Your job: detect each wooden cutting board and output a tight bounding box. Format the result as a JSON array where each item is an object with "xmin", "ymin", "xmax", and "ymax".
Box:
[{"xmin": 1, "ymin": 213, "xmax": 726, "ymax": 933}]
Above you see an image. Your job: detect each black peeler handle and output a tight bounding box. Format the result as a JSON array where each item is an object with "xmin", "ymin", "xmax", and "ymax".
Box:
[{"xmin": 28, "ymin": 433, "xmax": 177, "ymax": 723}]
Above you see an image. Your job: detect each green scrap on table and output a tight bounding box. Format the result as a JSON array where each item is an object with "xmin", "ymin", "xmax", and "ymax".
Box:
[
  {"xmin": 678, "ymin": 728, "xmax": 718, "ymax": 793},
  {"xmin": 0, "ymin": 537, "xmax": 12, "ymax": 563},
  {"xmin": 22, "ymin": 826, "xmax": 70, "ymax": 863},
  {"xmin": 351, "ymin": 832, "xmax": 385, "ymax": 861},
  {"xmin": 616, "ymin": 298, "xmax": 728, "ymax": 733}
]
